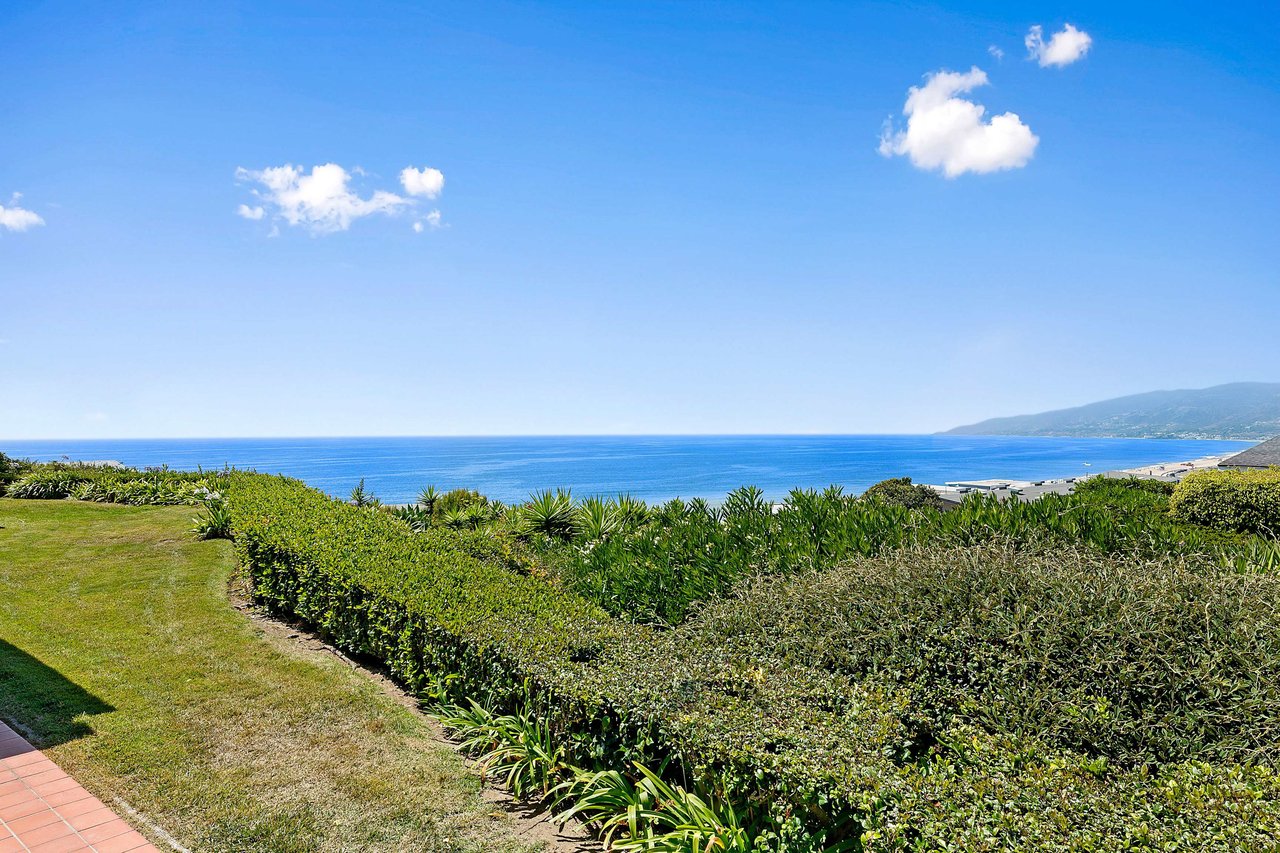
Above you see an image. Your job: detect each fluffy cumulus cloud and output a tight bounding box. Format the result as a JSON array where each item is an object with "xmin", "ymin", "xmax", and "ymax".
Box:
[
  {"xmin": 235, "ymin": 162, "xmax": 445, "ymax": 234},
  {"xmin": 400, "ymin": 166, "xmax": 444, "ymax": 198},
  {"xmin": 879, "ymin": 67, "xmax": 1038, "ymax": 178},
  {"xmin": 0, "ymin": 193, "xmax": 45, "ymax": 232},
  {"xmin": 1026, "ymin": 23, "xmax": 1092, "ymax": 67}
]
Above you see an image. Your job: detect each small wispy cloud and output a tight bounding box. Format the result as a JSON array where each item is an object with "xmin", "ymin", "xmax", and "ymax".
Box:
[
  {"xmin": 236, "ymin": 203, "xmax": 265, "ymax": 220},
  {"xmin": 0, "ymin": 193, "xmax": 45, "ymax": 232},
  {"xmin": 987, "ymin": 45, "xmax": 1004, "ymax": 61},
  {"xmin": 412, "ymin": 209, "xmax": 444, "ymax": 233},
  {"xmin": 879, "ymin": 66, "xmax": 1038, "ymax": 178},
  {"xmin": 1026, "ymin": 23, "xmax": 1092, "ymax": 68}
]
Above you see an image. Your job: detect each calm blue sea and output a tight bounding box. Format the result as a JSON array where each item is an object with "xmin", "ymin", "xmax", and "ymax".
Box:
[{"xmin": 0, "ymin": 436, "xmax": 1253, "ymax": 505}]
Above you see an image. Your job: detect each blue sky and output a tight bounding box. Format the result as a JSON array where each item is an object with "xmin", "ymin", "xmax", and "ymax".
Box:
[{"xmin": 2, "ymin": 1, "xmax": 1277, "ymax": 438}]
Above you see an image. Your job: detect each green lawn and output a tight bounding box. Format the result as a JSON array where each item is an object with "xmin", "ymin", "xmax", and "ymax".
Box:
[{"xmin": 0, "ymin": 498, "xmax": 543, "ymax": 853}]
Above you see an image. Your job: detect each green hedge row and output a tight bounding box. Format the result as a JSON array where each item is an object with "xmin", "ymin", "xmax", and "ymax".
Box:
[
  {"xmin": 1171, "ymin": 467, "xmax": 1280, "ymax": 535},
  {"xmin": 224, "ymin": 473, "xmax": 1280, "ymax": 851}
]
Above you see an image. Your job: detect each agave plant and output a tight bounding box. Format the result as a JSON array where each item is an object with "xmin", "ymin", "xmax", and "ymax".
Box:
[
  {"xmin": 417, "ymin": 485, "xmax": 440, "ymax": 515},
  {"xmin": 389, "ymin": 504, "xmax": 433, "ymax": 533},
  {"xmin": 441, "ymin": 507, "xmax": 472, "ymax": 530},
  {"xmin": 575, "ymin": 497, "xmax": 621, "ymax": 541},
  {"xmin": 523, "ymin": 490, "xmax": 576, "ymax": 539}
]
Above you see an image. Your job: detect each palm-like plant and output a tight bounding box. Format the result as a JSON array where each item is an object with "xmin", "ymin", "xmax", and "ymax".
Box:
[
  {"xmin": 523, "ymin": 490, "xmax": 576, "ymax": 539},
  {"xmin": 575, "ymin": 497, "xmax": 621, "ymax": 541},
  {"xmin": 417, "ymin": 485, "xmax": 440, "ymax": 516},
  {"xmin": 349, "ymin": 478, "xmax": 380, "ymax": 508}
]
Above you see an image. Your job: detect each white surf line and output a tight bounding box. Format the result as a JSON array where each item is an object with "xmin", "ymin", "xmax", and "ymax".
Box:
[{"xmin": 113, "ymin": 796, "xmax": 193, "ymax": 853}]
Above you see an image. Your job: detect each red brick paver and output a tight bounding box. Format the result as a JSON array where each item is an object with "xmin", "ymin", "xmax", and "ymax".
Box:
[{"xmin": 0, "ymin": 722, "xmax": 159, "ymax": 853}]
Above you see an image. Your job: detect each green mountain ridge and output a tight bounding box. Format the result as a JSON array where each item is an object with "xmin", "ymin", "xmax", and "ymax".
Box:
[{"xmin": 944, "ymin": 382, "xmax": 1280, "ymax": 441}]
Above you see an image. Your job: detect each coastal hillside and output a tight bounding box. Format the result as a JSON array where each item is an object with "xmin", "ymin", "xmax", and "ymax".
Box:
[{"xmin": 945, "ymin": 382, "xmax": 1280, "ymax": 440}]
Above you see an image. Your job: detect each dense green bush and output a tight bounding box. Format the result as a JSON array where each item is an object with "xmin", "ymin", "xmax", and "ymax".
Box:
[
  {"xmin": 695, "ymin": 542, "xmax": 1280, "ymax": 767},
  {"xmin": 861, "ymin": 476, "xmax": 944, "ymax": 510},
  {"xmin": 225, "ymin": 474, "xmax": 1280, "ymax": 851},
  {"xmin": 1171, "ymin": 468, "xmax": 1280, "ymax": 535},
  {"xmin": 1074, "ymin": 474, "xmax": 1175, "ymax": 499}
]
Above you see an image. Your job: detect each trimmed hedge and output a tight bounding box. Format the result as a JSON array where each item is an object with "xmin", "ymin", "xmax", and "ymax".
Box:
[
  {"xmin": 225, "ymin": 473, "xmax": 1280, "ymax": 851},
  {"xmin": 1171, "ymin": 467, "xmax": 1280, "ymax": 535},
  {"xmin": 696, "ymin": 543, "xmax": 1280, "ymax": 767}
]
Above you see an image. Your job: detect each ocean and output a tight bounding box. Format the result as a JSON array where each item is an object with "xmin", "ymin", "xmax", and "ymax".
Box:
[{"xmin": 0, "ymin": 435, "xmax": 1252, "ymax": 505}]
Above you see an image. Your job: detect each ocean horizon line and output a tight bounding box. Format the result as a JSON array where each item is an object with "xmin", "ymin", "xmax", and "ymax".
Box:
[{"xmin": 1, "ymin": 432, "xmax": 1263, "ymax": 442}]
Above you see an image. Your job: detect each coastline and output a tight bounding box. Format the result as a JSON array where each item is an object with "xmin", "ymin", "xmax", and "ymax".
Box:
[{"xmin": 923, "ymin": 452, "xmax": 1234, "ymax": 504}]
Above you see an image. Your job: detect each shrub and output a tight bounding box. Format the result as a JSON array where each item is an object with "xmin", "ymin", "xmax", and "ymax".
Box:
[
  {"xmin": 695, "ymin": 542, "xmax": 1280, "ymax": 767},
  {"xmin": 861, "ymin": 477, "xmax": 944, "ymax": 510},
  {"xmin": 1171, "ymin": 467, "xmax": 1280, "ymax": 536},
  {"xmin": 436, "ymin": 487, "xmax": 488, "ymax": 516},
  {"xmin": 1074, "ymin": 475, "xmax": 1175, "ymax": 499}
]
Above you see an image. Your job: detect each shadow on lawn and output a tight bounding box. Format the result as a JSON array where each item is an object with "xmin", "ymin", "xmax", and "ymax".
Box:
[{"xmin": 0, "ymin": 638, "xmax": 115, "ymax": 747}]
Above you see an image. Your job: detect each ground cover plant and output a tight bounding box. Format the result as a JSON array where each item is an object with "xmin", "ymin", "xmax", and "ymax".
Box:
[
  {"xmin": 0, "ymin": 498, "xmax": 546, "ymax": 853},
  {"xmin": 4, "ymin": 460, "xmax": 231, "ymax": 505}
]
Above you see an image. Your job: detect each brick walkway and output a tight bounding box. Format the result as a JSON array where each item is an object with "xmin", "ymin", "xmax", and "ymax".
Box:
[{"xmin": 0, "ymin": 721, "xmax": 158, "ymax": 853}]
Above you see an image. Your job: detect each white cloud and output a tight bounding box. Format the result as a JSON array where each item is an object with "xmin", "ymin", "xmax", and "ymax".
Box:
[
  {"xmin": 235, "ymin": 163, "xmax": 410, "ymax": 233},
  {"xmin": 1026, "ymin": 23, "xmax": 1092, "ymax": 68},
  {"xmin": 236, "ymin": 203, "xmax": 265, "ymax": 220},
  {"xmin": 412, "ymin": 210, "xmax": 443, "ymax": 233},
  {"xmin": 879, "ymin": 67, "xmax": 1038, "ymax": 178},
  {"xmin": 0, "ymin": 193, "xmax": 45, "ymax": 232},
  {"xmin": 400, "ymin": 166, "xmax": 445, "ymax": 198},
  {"xmin": 988, "ymin": 45, "xmax": 1004, "ymax": 61}
]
